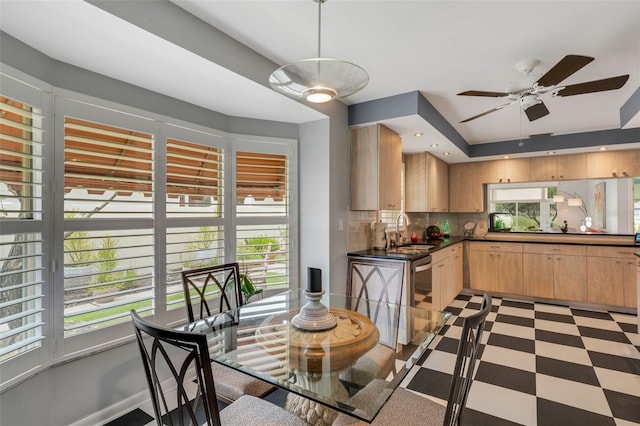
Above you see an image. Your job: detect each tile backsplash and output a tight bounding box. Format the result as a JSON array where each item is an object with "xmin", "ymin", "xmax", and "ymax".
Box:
[{"xmin": 347, "ymin": 210, "xmax": 488, "ymax": 251}]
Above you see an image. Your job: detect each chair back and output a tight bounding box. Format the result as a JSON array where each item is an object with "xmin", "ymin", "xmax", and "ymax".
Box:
[
  {"xmin": 130, "ymin": 310, "xmax": 221, "ymax": 426},
  {"xmin": 443, "ymin": 292, "xmax": 492, "ymax": 426},
  {"xmin": 181, "ymin": 263, "xmax": 242, "ymax": 323},
  {"xmin": 347, "ymin": 258, "xmax": 405, "ymax": 349}
]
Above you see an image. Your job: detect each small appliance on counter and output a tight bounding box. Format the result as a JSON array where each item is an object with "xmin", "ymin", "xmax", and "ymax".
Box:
[
  {"xmin": 373, "ymin": 222, "xmax": 388, "ymax": 250},
  {"xmin": 489, "ymin": 213, "xmax": 512, "ymax": 232}
]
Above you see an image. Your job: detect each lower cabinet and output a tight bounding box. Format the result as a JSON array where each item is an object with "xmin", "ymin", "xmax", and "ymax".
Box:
[
  {"xmin": 587, "ymin": 246, "xmax": 637, "ymax": 308},
  {"xmin": 431, "ymin": 243, "xmax": 464, "ymax": 310},
  {"xmin": 469, "ymin": 242, "xmax": 522, "ymax": 294},
  {"xmin": 523, "ymin": 244, "xmax": 587, "ymax": 302}
]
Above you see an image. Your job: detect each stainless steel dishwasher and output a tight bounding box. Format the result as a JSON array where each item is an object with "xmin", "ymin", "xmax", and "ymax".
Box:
[{"xmin": 411, "ymin": 254, "xmax": 433, "ymax": 306}]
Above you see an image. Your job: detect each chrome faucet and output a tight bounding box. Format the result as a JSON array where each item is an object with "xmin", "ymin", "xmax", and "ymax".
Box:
[{"xmin": 395, "ymin": 213, "xmax": 411, "ymax": 244}]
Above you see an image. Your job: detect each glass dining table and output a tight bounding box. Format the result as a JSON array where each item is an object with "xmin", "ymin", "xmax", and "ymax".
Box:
[{"xmin": 181, "ymin": 289, "xmax": 451, "ymax": 423}]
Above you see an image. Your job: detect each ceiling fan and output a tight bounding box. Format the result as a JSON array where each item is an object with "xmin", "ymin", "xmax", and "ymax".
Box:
[{"xmin": 457, "ymin": 55, "xmax": 629, "ymax": 123}]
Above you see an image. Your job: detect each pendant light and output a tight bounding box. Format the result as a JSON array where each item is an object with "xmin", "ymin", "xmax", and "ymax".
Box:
[{"xmin": 269, "ymin": 0, "xmax": 369, "ymax": 103}]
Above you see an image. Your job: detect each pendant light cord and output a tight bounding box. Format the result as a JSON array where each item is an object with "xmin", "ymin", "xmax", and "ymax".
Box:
[{"xmin": 316, "ymin": 0, "xmax": 324, "ymax": 58}]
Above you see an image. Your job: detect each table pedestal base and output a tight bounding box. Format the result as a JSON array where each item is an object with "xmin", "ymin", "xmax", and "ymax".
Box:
[{"xmin": 284, "ymin": 370, "xmax": 346, "ymax": 425}]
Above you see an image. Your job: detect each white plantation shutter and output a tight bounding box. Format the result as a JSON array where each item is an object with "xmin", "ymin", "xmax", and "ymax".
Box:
[
  {"xmin": 62, "ymin": 111, "xmax": 156, "ymax": 339},
  {"xmin": 0, "ymin": 75, "xmax": 48, "ymax": 390}
]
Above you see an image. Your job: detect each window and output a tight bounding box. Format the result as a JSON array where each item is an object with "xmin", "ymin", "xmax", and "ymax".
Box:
[
  {"xmin": 0, "ymin": 70, "xmax": 298, "ymax": 388},
  {"xmin": 235, "ymin": 148, "xmax": 292, "ymax": 292},
  {"xmin": 0, "ymin": 76, "xmax": 48, "ymax": 389},
  {"xmin": 489, "ymin": 184, "xmax": 557, "ymax": 231}
]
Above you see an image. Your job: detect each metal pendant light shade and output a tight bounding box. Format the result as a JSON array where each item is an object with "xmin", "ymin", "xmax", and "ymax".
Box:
[{"xmin": 269, "ymin": 0, "xmax": 368, "ymax": 103}]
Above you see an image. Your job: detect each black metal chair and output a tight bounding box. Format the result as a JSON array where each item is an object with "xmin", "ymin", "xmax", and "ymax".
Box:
[
  {"xmin": 131, "ymin": 310, "xmax": 308, "ymax": 426},
  {"xmin": 334, "ymin": 292, "xmax": 492, "ymax": 426},
  {"xmin": 341, "ymin": 258, "xmax": 406, "ymax": 387},
  {"xmin": 181, "ymin": 263, "xmax": 274, "ymax": 404}
]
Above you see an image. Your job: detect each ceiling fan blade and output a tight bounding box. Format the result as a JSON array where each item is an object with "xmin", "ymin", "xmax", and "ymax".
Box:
[
  {"xmin": 524, "ymin": 101, "xmax": 550, "ymax": 121},
  {"xmin": 555, "ymin": 75, "xmax": 629, "ymax": 96},
  {"xmin": 460, "ymin": 102, "xmax": 512, "ymax": 123},
  {"xmin": 457, "ymin": 90, "xmax": 510, "ymax": 97},
  {"xmin": 536, "ymin": 55, "xmax": 594, "ymax": 87}
]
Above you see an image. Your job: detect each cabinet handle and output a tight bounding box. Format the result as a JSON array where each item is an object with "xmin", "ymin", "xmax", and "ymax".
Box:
[{"xmin": 490, "ymin": 245, "xmax": 500, "ymax": 249}]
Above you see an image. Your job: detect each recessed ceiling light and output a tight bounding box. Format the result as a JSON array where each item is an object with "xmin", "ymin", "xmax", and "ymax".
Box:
[
  {"xmin": 547, "ymin": 151, "xmax": 555, "ymax": 155},
  {"xmin": 443, "ymin": 152, "xmax": 450, "ymax": 156},
  {"xmin": 503, "ymin": 155, "xmax": 510, "ymax": 159},
  {"xmin": 430, "ymin": 144, "xmax": 439, "ymax": 147},
  {"xmin": 414, "ymin": 132, "xmax": 423, "ymax": 137},
  {"xmin": 599, "ymin": 146, "xmax": 607, "ymax": 151}
]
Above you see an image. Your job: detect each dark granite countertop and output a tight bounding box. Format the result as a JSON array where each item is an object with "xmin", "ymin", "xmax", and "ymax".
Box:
[{"xmin": 347, "ymin": 236, "xmax": 466, "ymax": 260}]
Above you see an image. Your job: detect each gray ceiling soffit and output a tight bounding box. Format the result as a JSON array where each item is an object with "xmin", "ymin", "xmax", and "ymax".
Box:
[
  {"xmin": 348, "ymin": 88, "xmax": 639, "ymax": 159},
  {"xmin": 621, "ymin": 86, "xmax": 640, "ymax": 128},
  {"xmin": 348, "ymin": 90, "xmax": 470, "ymax": 156},
  {"xmin": 469, "ymin": 127, "xmax": 640, "ymax": 158}
]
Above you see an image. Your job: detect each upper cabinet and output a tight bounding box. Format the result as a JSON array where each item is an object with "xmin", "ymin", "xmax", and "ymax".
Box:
[
  {"xmin": 482, "ymin": 158, "xmax": 530, "ymax": 183},
  {"xmin": 529, "ymin": 154, "xmax": 586, "ymax": 181},
  {"xmin": 587, "ymin": 150, "xmax": 640, "ymax": 178},
  {"xmin": 405, "ymin": 152, "xmax": 449, "ymax": 212},
  {"xmin": 350, "ymin": 124, "xmax": 402, "ymax": 210},
  {"xmin": 449, "ymin": 162, "xmax": 485, "ymax": 212}
]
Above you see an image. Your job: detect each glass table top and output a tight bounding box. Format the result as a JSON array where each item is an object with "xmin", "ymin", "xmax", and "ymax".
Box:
[{"xmin": 181, "ymin": 289, "xmax": 451, "ymax": 423}]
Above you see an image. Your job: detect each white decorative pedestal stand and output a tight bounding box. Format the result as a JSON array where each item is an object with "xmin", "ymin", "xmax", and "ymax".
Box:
[{"xmin": 291, "ymin": 290, "xmax": 337, "ymax": 331}]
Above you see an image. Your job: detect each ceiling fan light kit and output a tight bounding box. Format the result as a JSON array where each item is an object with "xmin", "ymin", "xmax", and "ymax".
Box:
[
  {"xmin": 269, "ymin": 0, "xmax": 369, "ymax": 103},
  {"xmin": 458, "ymin": 54, "xmax": 629, "ymax": 123}
]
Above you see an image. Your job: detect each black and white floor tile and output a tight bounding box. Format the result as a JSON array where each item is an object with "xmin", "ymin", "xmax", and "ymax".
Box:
[
  {"xmin": 108, "ymin": 293, "xmax": 640, "ymax": 425},
  {"xmin": 406, "ymin": 292, "xmax": 640, "ymax": 426}
]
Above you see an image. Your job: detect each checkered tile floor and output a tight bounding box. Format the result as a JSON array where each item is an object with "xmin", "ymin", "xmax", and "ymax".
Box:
[{"xmin": 405, "ymin": 292, "xmax": 640, "ymax": 426}]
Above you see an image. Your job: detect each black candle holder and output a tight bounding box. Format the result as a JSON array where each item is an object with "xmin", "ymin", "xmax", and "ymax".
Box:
[{"xmin": 291, "ymin": 290, "xmax": 337, "ymax": 331}]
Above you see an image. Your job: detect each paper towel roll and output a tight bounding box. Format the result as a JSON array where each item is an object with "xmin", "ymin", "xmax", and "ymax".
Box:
[{"xmin": 373, "ymin": 222, "xmax": 387, "ymax": 250}]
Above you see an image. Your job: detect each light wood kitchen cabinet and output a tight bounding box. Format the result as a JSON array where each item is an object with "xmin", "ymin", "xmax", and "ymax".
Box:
[
  {"xmin": 449, "ymin": 162, "xmax": 485, "ymax": 212},
  {"xmin": 587, "ymin": 246, "xmax": 637, "ymax": 308},
  {"xmin": 618, "ymin": 150, "xmax": 640, "ymax": 177},
  {"xmin": 405, "ymin": 152, "xmax": 449, "ymax": 212},
  {"xmin": 468, "ymin": 242, "xmax": 522, "ymax": 294},
  {"xmin": 585, "ymin": 150, "xmax": 640, "ymax": 178},
  {"xmin": 431, "ymin": 243, "xmax": 464, "ymax": 310},
  {"xmin": 529, "ymin": 156, "xmax": 557, "ymax": 181},
  {"xmin": 482, "ymin": 159, "xmax": 530, "ymax": 183},
  {"xmin": 503, "ymin": 158, "xmax": 530, "ymax": 182},
  {"xmin": 523, "ymin": 252, "xmax": 554, "ymax": 298},
  {"xmin": 586, "ymin": 152, "xmax": 618, "ymax": 178},
  {"xmin": 529, "ymin": 154, "xmax": 586, "ymax": 181},
  {"xmin": 523, "ymin": 244, "xmax": 587, "ymax": 302},
  {"xmin": 350, "ymin": 124, "xmax": 402, "ymax": 210}
]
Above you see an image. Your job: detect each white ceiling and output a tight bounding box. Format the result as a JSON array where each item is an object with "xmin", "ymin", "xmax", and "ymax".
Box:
[{"xmin": 1, "ymin": 0, "xmax": 639, "ymax": 163}]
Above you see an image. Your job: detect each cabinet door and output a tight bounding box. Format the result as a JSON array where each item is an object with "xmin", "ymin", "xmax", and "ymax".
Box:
[
  {"xmin": 469, "ymin": 250, "xmax": 495, "ymax": 291},
  {"xmin": 378, "ymin": 124, "xmax": 402, "ymax": 210},
  {"xmin": 481, "ymin": 160, "xmax": 504, "ymax": 183},
  {"xmin": 587, "ymin": 257, "xmax": 624, "ymax": 306},
  {"xmin": 449, "ymin": 162, "xmax": 485, "ymax": 212},
  {"xmin": 557, "ymin": 154, "xmax": 586, "ymax": 180},
  {"xmin": 523, "ymin": 253, "xmax": 554, "ymax": 298},
  {"xmin": 494, "ymin": 251, "xmax": 523, "ymax": 294},
  {"xmin": 623, "ymin": 259, "xmax": 637, "ymax": 308},
  {"xmin": 529, "ymin": 157, "xmax": 557, "ymax": 181},
  {"xmin": 618, "ymin": 150, "xmax": 640, "ymax": 177},
  {"xmin": 350, "ymin": 126, "xmax": 379, "ymax": 210},
  {"xmin": 554, "ymin": 255, "xmax": 587, "ymax": 301},
  {"xmin": 432, "ymin": 257, "xmax": 449, "ymax": 311},
  {"xmin": 448, "ymin": 245, "xmax": 464, "ymax": 302},
  {"xmin": 586, "ymin": 152, "xmax": 618, "ymax": 178},
  {"xmin": 428, "ymin": 154, "xmax": 449, "ymax": 212},
  {"xmin": 404, "ymin": 153, "xmax": 427, "ymax": 212},
  {"xmin": 503, "ymin": 158, "xmax": 530, "ymax": 183}
]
